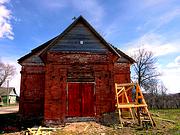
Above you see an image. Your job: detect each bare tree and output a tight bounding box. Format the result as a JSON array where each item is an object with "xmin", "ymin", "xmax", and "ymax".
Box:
[
  {"xmin": 132, "ymin": 48, "xmax": 160, "ymax": 90},
  {"xmin": 0, "ymin": 61, "xmax": 16, "ymax": 86}
]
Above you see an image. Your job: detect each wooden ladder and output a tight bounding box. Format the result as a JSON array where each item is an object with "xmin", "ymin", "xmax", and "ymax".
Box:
[{"xmin": 115, "ymin": 83, "xmax": 156, "ymax": 127}]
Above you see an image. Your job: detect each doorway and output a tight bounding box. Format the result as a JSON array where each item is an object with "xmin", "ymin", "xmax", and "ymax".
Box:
[{"xmin": 67, "ymin": 83, "xmax": 95, "ymax": 117}]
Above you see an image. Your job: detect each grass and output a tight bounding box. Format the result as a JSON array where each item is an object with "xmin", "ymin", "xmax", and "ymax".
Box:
[
  {"xmin": 131, "ymin": 109, "xmax": 180, "ymax": 135},
  {"xmin": 150, "ymin": 109, "xmax": 180, "ymax": 135}
]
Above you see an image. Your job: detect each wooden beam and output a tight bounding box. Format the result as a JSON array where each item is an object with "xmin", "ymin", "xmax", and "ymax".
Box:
[
  {"xmin": 116, "ymin": 83, "xmax": 136, "ymax": 87},
  {"xmin": 118, "ymin": 86, "xmax": 133, "ymax": 97},
  {"xmin": 117, "ymin": 103, "xmax": 147, "ymax": 108},
  {"xmin": 115, "ymin": 83, "xmax": 156, "ymax": 128},
  {"xmin": 117, "ymin": 87, "xmax": 124, "ymax": 96}
]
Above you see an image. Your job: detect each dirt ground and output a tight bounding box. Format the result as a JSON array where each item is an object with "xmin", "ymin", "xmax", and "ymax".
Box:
[
  {"xmin": 0, "ymin": 109, "xmax": 179, "ymax": 135},
  {"xmin": 1, "ymin": 122, "xmax": 134, "ymax": 135}
]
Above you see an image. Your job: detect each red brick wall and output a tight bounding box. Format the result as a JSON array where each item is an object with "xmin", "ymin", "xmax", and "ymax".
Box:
[
  {"xmin": 44, "ymin": 63, "xmax": 67, "ymax": 123},
  {"xmin": 114, "ymin": 63, "xmax": 132, "ymax": 102},
  {"xmin": 20, "ymin": 52, "xmax": 131, "ymax": 122},
  {"xmin": 114, "ymin": 63, "xmax": 131, "ymax": 83},
  {"xmin": 94, "ymin": 64, "xmax": 116, "ymax": 116},
  {"xmin": 43, "ymin": 51, "xmax": 118, "ymax": 122},
  {"xmin": 19, "ymin": 65, "xmax": 45, "ymax": 118}
]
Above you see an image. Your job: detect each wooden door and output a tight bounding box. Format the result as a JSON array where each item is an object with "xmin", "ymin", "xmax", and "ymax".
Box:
[
  {"xmin": 68, "ymin": 83, "xmax": 81, "ymax": 116},
  {"xmin": 67, "ymin": 83, "xmax": 94, "ymax": 117},
  {"xmin": 81, "ymin": 83, "xmax": 94, "ymax": 116}
]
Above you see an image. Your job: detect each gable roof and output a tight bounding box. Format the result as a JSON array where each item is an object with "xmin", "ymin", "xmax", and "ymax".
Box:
[
  {"xmin": 110, "ymin": 44, "xmax": 135, "ymax": 63},
  {"xmin": 18, "ymin": 16, "xmax": 135, "ymax": 64},
  {"xmin": 18, "ymin": 36, "xmax": 57, "ymax": 63},
  {"xmin": 0, "ymin": 87, "xmax": 17, "ymax": 96}
]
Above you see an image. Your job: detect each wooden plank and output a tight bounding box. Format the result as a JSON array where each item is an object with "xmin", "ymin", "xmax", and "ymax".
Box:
[
  {"xmin": 118, "ymin": 108, "xmax": 123, "ymax": 127},
  {"xmin": 50, "ymin": 22, "xmax": 109, "ymax": 53},
  {"xmin": 81, "ymin": 83, "xmax": 94, "ymax": 116},
  {"xmin": 68, "ymin": 83, "xmax": 81, "ymax": 116},
  {"xmin": 116, "ymin": 83, "xmax": 136, "ymax": 87},
  {"xmin": 115, "ymin": 83, "xmax": 156, "ymax": 128},
  {"xmin": 117, "ymin": 88, "xmax": 124, "ymax": 96},
  {"xmin": 124, "ymin": 89, "xmax": 135, "ymax": 121},
  {"xmin": 115, "ymin": 83, "xmax": 123, "ymax": 127},
  {"xmin": 27, "ymin": 126, "xmax": 59, "ymax": 135},
  {"xmin": 117, "ymin": 103, "xmax": 147, "ymax": 108},
  {"xmin": 118, "ymin": 86, "xmax": 133, "ymax": 97}
]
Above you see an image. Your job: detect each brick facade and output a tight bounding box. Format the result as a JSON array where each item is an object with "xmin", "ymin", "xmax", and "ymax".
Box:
[{"xmin": 18, "ymin": 16, "xmax": 134, "ymax": 123}]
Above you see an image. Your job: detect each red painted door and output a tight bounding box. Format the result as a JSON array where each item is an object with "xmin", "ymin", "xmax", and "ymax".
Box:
[
  {"xmin": 68, "ymin": 83, "xmax": 81, "ymax": 116},
  {"xmin": 81, "ymin": 83, "xmax": 94, "ymax": 116},
  {"xmin": 68, "ymin": 83, "xmax": 94, "ymax": 117}
]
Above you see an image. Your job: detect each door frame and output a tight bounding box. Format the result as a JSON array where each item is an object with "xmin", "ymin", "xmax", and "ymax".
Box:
[{"xmin": 66, "ymin": 82, "xmax": 96, "ymax": 117}]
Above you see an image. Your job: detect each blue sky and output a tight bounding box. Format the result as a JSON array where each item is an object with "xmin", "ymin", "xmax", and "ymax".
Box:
[{"xmin": 0, "ymin": 0, "xmax": 180, "ymax": 94}]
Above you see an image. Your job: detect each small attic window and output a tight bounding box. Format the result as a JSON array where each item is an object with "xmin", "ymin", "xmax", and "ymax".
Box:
[{"xmin": 80, "ymin": 40, "xmax": 84, "ymax": 45}]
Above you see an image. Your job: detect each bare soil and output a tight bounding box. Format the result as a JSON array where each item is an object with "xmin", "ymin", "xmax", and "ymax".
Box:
[{"xmin": 0, "ymin": 109, "xmax": 179, "ymax": 135}]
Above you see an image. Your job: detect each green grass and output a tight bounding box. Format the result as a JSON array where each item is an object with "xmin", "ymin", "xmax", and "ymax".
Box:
[{"xmin": 150, "ymin": 109, "xmax": 180, "ymax": 135}]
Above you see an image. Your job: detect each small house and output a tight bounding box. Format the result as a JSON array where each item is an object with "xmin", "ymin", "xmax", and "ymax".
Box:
[
  {"xmin": 0, "ymin": 87, "xmax": 17, "ymax": 105},
  {"xmin": 18, "ymin": 16, "xmax": 135, "ymax": 123}
]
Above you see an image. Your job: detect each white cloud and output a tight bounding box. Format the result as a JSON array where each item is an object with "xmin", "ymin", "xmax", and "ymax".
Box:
[
  {"xmin": 125, "ymin": 33, "xmax": 180, "ymax": 57},
  {"xmin": 175, "ymin": 56, "xmax": 180, "ymax": 65},
  {"xmin": 125, "ymin": 33, "xmax": 180, "ymax": 94},
  {"xmin": 160, "ymin": 56, "xmax": 180, "ymax": 94},
  {"xmin": 0, "ymin": 0, "xmax": 10, "ymax": 4},
  {"xmin": 137, "ymin": 8, "xmax": 180, "ymax": 33},
  {"xmin": 0, "ymin": 0, "xmax": 14, "ymax": 40}
]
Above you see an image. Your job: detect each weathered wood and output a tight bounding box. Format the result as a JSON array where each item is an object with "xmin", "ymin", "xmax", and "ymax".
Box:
[
  {"xmin": 154, "ymin": 117, "xmax": 175, "ymax": 124},
  {"xmin": 50, "ymin": 22, "xmax": 108, "ymax": 53},
  {"xmin": 27, "ymin": 126, "xmax": 60, "ymax": 135}
]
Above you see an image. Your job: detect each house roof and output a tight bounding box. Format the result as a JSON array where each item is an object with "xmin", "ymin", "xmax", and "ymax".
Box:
[
  {"xmin": 18, "ymin": 15, "xmax": 135, "ymax": 64},
  {"xmin": 18, "ymin": 36, "xmax": 57, "ymax": 63},
  {"xmin": 110, "ymin": 44, "xmax": 135, "ymax": 63},
  {"xmin": 0, "ymin": 87, "xmax": 17, "ymax": 96}
]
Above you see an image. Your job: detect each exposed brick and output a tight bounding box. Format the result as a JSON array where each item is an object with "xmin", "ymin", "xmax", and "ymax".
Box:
[{"xmin": 19, "ymin": 52, "xmax": 131, "ymax": 123}]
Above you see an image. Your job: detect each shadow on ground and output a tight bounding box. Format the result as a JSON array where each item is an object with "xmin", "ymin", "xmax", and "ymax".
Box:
[{"xmin": 0, "ymin": 113, "xmax": 43, "ymax": 134}]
